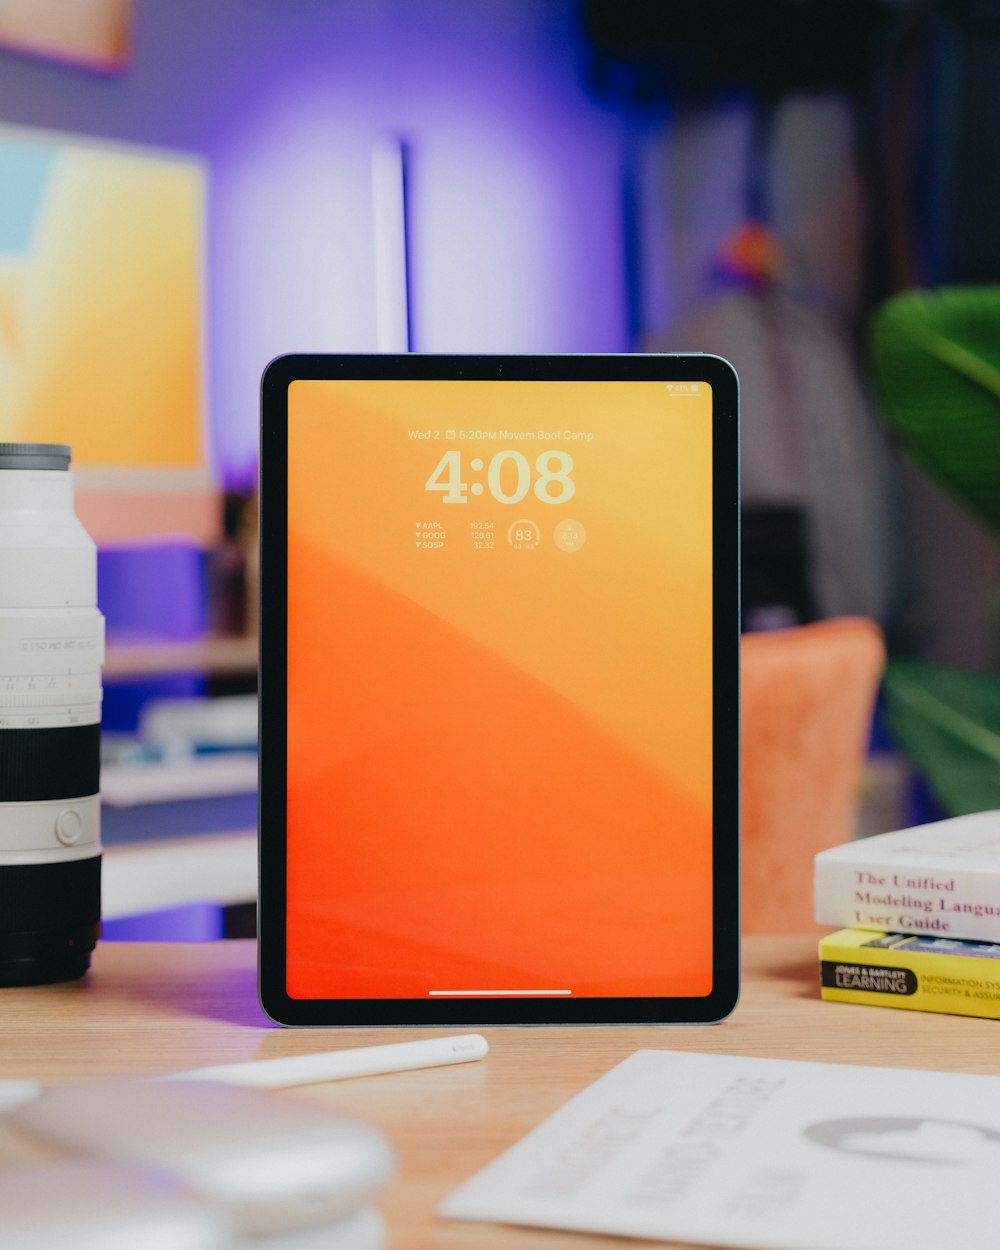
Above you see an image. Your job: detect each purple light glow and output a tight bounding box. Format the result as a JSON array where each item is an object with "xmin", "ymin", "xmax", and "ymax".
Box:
[{"xmin": 208, "ymin": 0, "xmax": 629, "ymax": 480}]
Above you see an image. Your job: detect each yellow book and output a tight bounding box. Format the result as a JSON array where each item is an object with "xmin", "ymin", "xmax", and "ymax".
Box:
[{"xmin": 819, "ymin": 928, "xmax": 1000, "ymax": 1019}]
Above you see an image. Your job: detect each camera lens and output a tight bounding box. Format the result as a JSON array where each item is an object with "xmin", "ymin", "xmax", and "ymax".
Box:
[{"xmin": 0, "ymin": 443, "xmax": 103, "ymax": 985}]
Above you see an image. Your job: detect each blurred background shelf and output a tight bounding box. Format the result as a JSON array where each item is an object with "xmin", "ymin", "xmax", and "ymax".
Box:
[
  {"xmin": 102, "ymin": 830, "xmax": 257, "ymax": 922},
  {"xmin": 104, "ymin": 635, "xmax": 258, "ymax": 680}
]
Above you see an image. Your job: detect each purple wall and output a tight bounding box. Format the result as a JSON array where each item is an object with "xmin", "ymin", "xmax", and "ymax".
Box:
[{"xmin": 0, "ymin": 0, "xmax": 629, "ymax": 485}]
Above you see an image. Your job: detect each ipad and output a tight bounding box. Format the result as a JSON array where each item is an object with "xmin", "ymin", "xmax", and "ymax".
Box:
[{"xmin": 259, "ymin": 354, "xmax": 739, "ymax": 1026}]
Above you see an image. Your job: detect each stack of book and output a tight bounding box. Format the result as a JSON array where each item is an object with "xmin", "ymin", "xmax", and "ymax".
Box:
[{"xmin": 814, "ymin": 810, "xmax": 1000, "ymax": 1019}]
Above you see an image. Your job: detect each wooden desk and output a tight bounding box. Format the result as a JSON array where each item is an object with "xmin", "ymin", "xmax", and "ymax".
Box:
[{"xmin": 3, "ymin": 936, "xmax": 997, "ymax": 1248}]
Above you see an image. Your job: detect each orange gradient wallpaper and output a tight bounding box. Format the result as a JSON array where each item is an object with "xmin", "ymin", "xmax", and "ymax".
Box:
[{"xmin": 287, "ymin": 379, "xmax": 714, "ymax": 1000}]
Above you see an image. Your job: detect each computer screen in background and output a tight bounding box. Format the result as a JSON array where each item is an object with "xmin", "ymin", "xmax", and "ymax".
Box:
[{"xmin": 0, "ymin": 124, "xmax": 214, "ymax": 543}]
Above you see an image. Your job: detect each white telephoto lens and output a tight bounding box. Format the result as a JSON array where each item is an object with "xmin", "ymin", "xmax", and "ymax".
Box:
[{"xmin": 0, "ymin": 443, "xmax": 104, "ymax": 985}]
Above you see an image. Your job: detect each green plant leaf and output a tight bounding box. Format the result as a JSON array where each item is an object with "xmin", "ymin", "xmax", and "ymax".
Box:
[
  {"xmin": 869, "ymin": 286, "xmax": 1000, "ymax": 541},
  {"xmin": 884, "ymin": 661, "xmax": 1000, "ymax": 816}
]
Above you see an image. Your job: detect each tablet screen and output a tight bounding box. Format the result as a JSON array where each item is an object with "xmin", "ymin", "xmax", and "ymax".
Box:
[{"xmin": 277, "ymin": 371, "xmax": 730, "ymax": 1014}]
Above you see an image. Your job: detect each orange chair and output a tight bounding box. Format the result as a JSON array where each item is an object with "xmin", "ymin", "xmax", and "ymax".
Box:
[{"xmin": 741, "ymin": 617, "xmax": 886, "ymax": 934}]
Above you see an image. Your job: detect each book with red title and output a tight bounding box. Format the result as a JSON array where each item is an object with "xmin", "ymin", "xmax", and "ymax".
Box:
[{"xmin": 814, "ymin": 810, "xmax": 1000, "ymax": 942}]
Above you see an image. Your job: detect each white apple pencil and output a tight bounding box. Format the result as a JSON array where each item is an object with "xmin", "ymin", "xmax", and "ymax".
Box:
[{"xmin": 163, "ymin": 1033, "xmax": 489, "ymax": 1089}]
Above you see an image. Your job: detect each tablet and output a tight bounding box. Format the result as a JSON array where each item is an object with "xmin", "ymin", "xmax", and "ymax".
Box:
[{"xmin": 259, "ymin": 354, "xmax": 739, "ymax": 1026}]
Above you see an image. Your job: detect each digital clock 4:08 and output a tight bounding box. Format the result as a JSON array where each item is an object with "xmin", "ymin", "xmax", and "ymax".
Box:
[{"xmin": 425, "ymin": 450, "xmax": 575, "ymax": 505}]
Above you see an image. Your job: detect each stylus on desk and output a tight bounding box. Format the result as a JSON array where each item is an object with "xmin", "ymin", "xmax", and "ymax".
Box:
[{"xmin": 165, "ymin": 1034, "xmax": 489, "ymax": 1089}]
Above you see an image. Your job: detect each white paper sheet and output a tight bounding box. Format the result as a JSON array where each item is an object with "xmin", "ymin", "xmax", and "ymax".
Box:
[{"xmin": 440, "ymin": 1051, "xmax": 1000, "ymax": 1250}]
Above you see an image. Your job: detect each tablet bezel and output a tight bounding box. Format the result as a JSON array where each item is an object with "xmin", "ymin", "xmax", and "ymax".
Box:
[{"xmin": 259, "ymin": 354, "xmax": 739, "ymax": 1026}]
